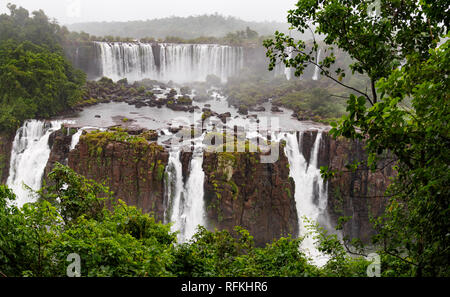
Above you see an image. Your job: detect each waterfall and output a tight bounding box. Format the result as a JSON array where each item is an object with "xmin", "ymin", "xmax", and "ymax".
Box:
[
  {"xmin": 285, "ymin": 46, "xmax": 294, "ymax": 80},
  {"xmin": 70, "ymin": 129, "xmax": 84, "ymax": 151},
  {"xmin": 283, "ymin": 131, "xmax": 329, "ymax": 266},
  {"xmin": 95, "ymin": 42, "xmax": 244, "ymax": 83},
  {"xmin": 69, "ymin": 127, "xmax": 103, "ymax": 151},
  {"xmin": 181, "ymin": 147, "xmax": 206, "ymax": 241},
  {"xmin": 164, "ymin": 150, "xmax": 184, "ymax": 232},
  {"xmin": 312, "ymin": 49, "xmax": 322, "ymax": 81},
  {"xmin": 7, "ymin": 120, "xmax": 63, "ymax": 207},
  {"xmin": 165, "ymin": 136, "xmax": 206, "ymax": 243}
]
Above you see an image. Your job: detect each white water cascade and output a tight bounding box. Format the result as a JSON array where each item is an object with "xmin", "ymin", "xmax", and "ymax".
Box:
[
  {"xmin": 70, "ymin": 129, "xmax": 84, "ymax": 151},
  {"xmin": 283, "ymin": 131, "xmax": 330, "ymax": 266},
  {"xmin": 96, "ymin": 42, "xmax": 244, "ymax": 83},
  {"xmin": 165, "ymin": 137, "xmax": 207, "ymax": 242},
  {"xmin": 7, "ymin": 120, "xmax": 64, "ymax": 207},
  {"xmin": 312, "ymin": 49, "xmax": 322, "ymax": 81}
]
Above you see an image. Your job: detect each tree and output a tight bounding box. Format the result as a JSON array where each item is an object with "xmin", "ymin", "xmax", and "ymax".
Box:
[
  {"xmin": 0, "ymin": 40, "xmax": 85, "ymax": 131},
  {"xmin": 264, "ymin": 0, "xmax": 447, "ymax": 106},
  {"xmin": 265, "ymin": 0, "xmax": 449, "ymax": 276},
  {"xmin": 0, "ymin": 5, "xmax": 86, "ymax": 132}
]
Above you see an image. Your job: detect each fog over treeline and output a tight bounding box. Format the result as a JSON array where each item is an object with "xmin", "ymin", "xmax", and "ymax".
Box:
[{"xmin": 67, "ymin": 14, "xmax": 310, "ymax": 40}]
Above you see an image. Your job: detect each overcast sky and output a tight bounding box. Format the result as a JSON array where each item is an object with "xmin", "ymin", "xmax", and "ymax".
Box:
[{"xmin": 0, "ymin": 0, "xmax": 298, "ymax": 25}]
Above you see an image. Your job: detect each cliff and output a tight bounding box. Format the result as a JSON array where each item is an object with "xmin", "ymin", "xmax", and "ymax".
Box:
[
  {"xmin": 67, "ymin": 129, "xmax": 169, "ymax": 222},
  {"xmin": 43, "ymin": 127, "xmax": 77, "ymax": 182},
  {"xmin": 202, "ymin": 147, "xmax": 298, "ymax": 247},
  {"xmin": 0, "ymin": 132, "xmax": 14, "ymax": 184},
  {"xmin": 40, "ymin": 128, "xmax": 393, "ymax": 245},
  {"xmin": 318, "ymin": 133, "xmax": 393, "ymax": 242}
]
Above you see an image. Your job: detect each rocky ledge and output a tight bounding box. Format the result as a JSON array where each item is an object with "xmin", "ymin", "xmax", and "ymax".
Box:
[{"xmin": 40, "ymin": 127, "xmax": 394, "ymax": 245}]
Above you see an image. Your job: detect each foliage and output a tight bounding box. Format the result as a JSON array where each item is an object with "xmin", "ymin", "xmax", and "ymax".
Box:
[
  {"xmin": 265, "ymin": 0, "xmax": 449, "ymax": 276},
  {"xmin": 0, "ymin": 5, "xmax": 85, "ymax": 132},
  {"xmin": 66, "ymin": 14, "xmax": 300, "ymax": 42},
  {"xmin": 224, "ymin": 71, "xmax": 348, "ymax": 122},
  {"xmin": 170, "ymin": 226, "xmax": 321, "ymax": 277},
  {"xmin": 0, "ymin": 166, "xmax": 176, "ymax": 277},
  {"xmin": 0, "ymin": 165, "xmax": 372, "ymax": 277},
  {"xmin": 38, "ymin": 163, "xmax": 113, "ymax": 224}
]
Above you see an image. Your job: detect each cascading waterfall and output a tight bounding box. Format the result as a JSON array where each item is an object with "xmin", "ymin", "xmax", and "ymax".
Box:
[
  {"xmin": 164, "ymin": 136, "xmax": 206, "ymax": 243},
  {"xmin": 96, "ymin": 42, "xmax": 157, "ymax": 82},
  {"xmin": 70, "ymin": 129, "xmax": 84, "ymax": 151},
  {"xmin": 95, "ymin": 42, "xmax": 244, "ymax": 83},
  {"xmin": 283, "ymin": 131, "xmax": 330, "ymax": 266},
  {"xmin": 181, "ymin": 146, "xmax": 206, "ymax": 241},
  {"xmin": 312, "ymin": 49, "xmax": 322, "ymax": 81},
  {"xmin": 7, "ymin": 120, "xmax": 64, "ymax": 207},
  {"xmin": 164, "ymin": 150, "xmax": 184, "ymax": 232},
  {"xmin": 284, "ymin": 46, "xmax": 294, "ymax": 80},
  {"xmin": 69, "ymin": 127, "xmax": 103, "ymax": 151}
]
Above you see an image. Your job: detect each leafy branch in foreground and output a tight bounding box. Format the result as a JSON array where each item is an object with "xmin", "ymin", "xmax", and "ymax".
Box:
[{"xmin": 265, "ymin": 0, "xmax": 449, "ymax": 276}]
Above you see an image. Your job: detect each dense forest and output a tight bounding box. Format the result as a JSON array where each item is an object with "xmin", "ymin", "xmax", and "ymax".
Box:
[
  {"xmin": 0, "ymin": 4, "xmax": 85, "ymax": 132},
  {"xmin": 67, "ymin": 14, "xmax": 310, "ymax": 41},
  {"xmin": 0, "ymin": 0, "xmax": 449, "ymax": 278}
]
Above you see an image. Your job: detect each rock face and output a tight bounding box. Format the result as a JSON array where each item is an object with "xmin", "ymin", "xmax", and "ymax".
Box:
[
  {"xmin": 318, "ymin": 133, "xmax": 393, "ymax": 243},
  {"xmin": 68, "ymin": 131, "xmax": 169, "ymax": 222},
  {"xmin": 0, "ymin": 132, "xmax": 14, "ymax": 184},
  {"xmin": 39, "ymin": 127, "xmax": 392, "ymax": 246},
  {"xmin": 202, "ymin": 147, "xmax": 298, "ymax": 247},
  {"xmin": 44, "ymin": 127, "xmax": 76, "ymax": 183},
  {"xmin": 64, "ymin": 43, "xmax": 102, "ymax": 80}
]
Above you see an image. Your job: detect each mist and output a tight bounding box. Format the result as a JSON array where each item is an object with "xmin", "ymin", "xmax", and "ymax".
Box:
[{"xmin": 0, "ymin": 0, "xmax": 298, "ymax": 25}]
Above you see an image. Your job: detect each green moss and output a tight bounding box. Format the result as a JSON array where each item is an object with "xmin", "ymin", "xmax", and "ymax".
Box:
[
  {"xmin": 229, "ymin": 180, "xmax": 239, "ymax": 200},
  {"xmin": 156, "ymin": 164, "xmax": 165, "ymax": 181},
  {"xmin": 285, "ymin": 187, "xmax": 292, "ymax": 199},
  {"xmin": 0, "ymin": 154, "xmax": 5, "ymax": 179}
]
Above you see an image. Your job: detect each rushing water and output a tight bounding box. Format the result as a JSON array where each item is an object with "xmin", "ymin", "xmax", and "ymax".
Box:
[
  {"xmin": 312, "ymin": 49, "xmax": 322, "ymax": 81},
  {"xmin": 164, "ymin": 135, "xmax": 206, "ymax": 243},
  {"xmin": 95, "ymin": 42, "xmax": 244, "ymax": 83},
  {"xmin": 6, "ymin": 118, "xmax": 332, "ymax": 265},
  {"xmin": 283, "ymin": 131, "xmax": 330, "ymax": 267},
  {"xmin": 6, "ymin": 120, "xmax": 64, "ymax": 207}
]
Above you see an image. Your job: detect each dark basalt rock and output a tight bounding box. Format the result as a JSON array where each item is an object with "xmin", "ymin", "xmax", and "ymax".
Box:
[
  {"xmin": 250, "ymin": 106, "xmax": 266, "ymax": 112},
  {"xmin": 68, "ymin": 131, "xmax": 169, "ymax": 220},
  {"xmin": 0, "ymin": 132, "xmax": 14, "ymax": 184},
  {"xmin": 238, "ymin": 105, "xmax": 249, "ymax": 115},
  {"xmin": 203, "ymin": 144, "xmax": 298, "ymax": 247},
  {"xmin": 271, "ymin": 106, "xmax": 283, "ymax": 113},
  {"xmin": 218, "ymin": 112, "xmax": 232, "ymax": 124}
]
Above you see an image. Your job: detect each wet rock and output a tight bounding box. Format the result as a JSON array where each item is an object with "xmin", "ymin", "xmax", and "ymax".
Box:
[
  {"xmin": 250, "ymin": 106, "xmax": 266, "ymax": 112},
  {"xmin": 271, "ymin": 106, "xmax": 283, "ymax": 113},
  {"xmin": 68, "ymin": 135, "xmax": 168, "ymax": 220},
  {"xmin": 238, "ymin": 105, "xmax": 249, "ymax": 115},
  {"xmin": 218, "ymin": 112, "xmax": 232, "ymax": 124},
  {"xmin": 169, "ymin": 126, "xmax": 183, "ymax": 134}
]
